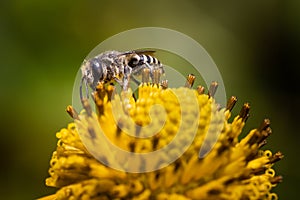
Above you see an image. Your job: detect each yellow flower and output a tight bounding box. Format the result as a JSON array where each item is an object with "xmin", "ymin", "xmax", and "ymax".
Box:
[{"xmin": 40, "ymin": 75, "xmax": 283, "ymax": 200}]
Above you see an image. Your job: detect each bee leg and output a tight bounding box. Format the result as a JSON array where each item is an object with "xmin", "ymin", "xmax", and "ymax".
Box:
[
  {"xmin": 143, "ymin": 63, "xmax": 155, "ymax": 82},
  {"xmin": 131, "ymin": 63, "xmax": 153, "ymax": 82},
  {"xmin": 122, "ymin": 75, "xmax": 131, "ymax": 91},
  {"xmin": 121, "ymin": 66, "xmax": 133, "ymax": 91},
  {"xmin": 113, "ymin": 77, "xmax": 124, "ymax": 88},
  {"xmin": 130, "ymin": 75, "xmax": 141, "ymax": 85},
  {"xmin": 131, "ymin": 64, "xmax": 146, "ymax": 74}
]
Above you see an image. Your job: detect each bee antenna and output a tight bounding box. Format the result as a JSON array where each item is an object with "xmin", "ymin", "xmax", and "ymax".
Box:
[{"xmin": 80, "ymin": 76, "xmax": 89, "ymax": 101}]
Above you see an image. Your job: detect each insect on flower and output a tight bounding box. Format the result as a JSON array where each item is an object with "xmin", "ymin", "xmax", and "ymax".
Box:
[{"xmin": 80, "ymin": 50, "xmax": 165, "ymax": 100}]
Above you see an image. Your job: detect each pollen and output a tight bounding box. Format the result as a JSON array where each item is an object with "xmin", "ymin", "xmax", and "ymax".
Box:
[{"xmin": 41, "ymin": 75, "xmax": 283, "ymax": 200}]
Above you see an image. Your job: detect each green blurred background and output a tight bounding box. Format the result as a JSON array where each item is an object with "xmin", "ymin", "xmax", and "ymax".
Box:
[{"xmin": 0, "ymin": 0, "xmax": 299, "ymax": 199}]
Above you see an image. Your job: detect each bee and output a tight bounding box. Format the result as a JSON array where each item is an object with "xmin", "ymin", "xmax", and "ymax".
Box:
[{"xmin": 80, "ymin": 50, "xmax": 164, "ymax": 100}]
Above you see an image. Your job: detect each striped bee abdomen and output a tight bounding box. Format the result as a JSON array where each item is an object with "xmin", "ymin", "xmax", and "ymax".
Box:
[{"xmin": 130, "ymin": 54, "xmax": 161, "ymax": 68}]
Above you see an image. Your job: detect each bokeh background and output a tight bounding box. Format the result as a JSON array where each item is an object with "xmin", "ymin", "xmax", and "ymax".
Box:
[{"xmin": 0, "ymin": 0, "xmax": 299, "ymax": 199}]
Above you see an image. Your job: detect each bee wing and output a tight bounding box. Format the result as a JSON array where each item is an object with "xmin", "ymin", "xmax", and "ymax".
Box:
[
  {"xmin": 118, "ymin": 49, "xmax": 156, "ymax": 56},
  {"xmin": 133, "ymin": 49, "xmax": 156, "ymax": 56}
]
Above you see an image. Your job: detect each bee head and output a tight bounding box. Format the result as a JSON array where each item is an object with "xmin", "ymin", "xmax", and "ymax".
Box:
[{"xmin": 81, "ymin": 60, "xmax": 94, "ymax": 86}]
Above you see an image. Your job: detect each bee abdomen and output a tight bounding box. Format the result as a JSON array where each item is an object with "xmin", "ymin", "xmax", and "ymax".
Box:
[{"xmin": 140, "ymin": 55, "xmax": 160, "ymax": 65}]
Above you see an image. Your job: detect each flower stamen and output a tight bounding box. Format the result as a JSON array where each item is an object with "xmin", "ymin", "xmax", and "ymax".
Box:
[
  {"xmin": 184, "ymin": 74, "xmax": 196, "ymax": 88},
  {"xmin": 41, "ymin": 73, "xmax": 283, "ymax": 200}
]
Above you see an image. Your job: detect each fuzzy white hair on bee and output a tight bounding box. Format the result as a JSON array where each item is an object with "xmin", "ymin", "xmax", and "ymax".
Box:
[{"xmin": 79, "ymin": 50, "xmax": 164, "ymax": 102}]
